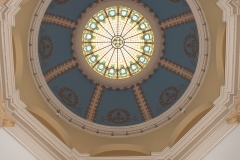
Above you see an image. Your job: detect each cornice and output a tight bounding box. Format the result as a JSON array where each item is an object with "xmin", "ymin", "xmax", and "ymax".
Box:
[
  {"xmin": 0, "ymin": 0, "xmax": 27, "ymax": 115},
  {"xmin": 0, "ymin": 0, "xmax": 21, "ymax": 25},
  {"xmin": 215, "ymin": 0, "xmax": 240, "ymax": 111},
  {"xmin": 217, "ymin": 0, "xmax": 240, "ymax": 125},
  {"xmin": 217, "ymin": 0, "xmax": 240, "ymax": 21}
]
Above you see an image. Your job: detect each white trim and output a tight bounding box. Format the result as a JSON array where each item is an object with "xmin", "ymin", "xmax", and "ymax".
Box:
[{"xmin": 187, "ymin": 122, "xmax": 237, "ymax": 160}]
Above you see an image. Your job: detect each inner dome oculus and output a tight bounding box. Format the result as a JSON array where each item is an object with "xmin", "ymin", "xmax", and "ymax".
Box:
[{"xmin": 82, "ymin": 6, "xmax": 154, "ymax": 79}]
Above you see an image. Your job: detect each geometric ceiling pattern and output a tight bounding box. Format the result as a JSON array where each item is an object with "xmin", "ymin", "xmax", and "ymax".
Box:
[
  {"xmin": 38, "ymin": 0, "xmax": 199, "ymax": 126},
  {"xmin": 82, "ymin": 6, "xmax": 155, "ymax": 79}
]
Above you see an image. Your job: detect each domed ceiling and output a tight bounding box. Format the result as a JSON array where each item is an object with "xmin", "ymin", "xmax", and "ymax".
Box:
[{"xmin": 37, "ymin": 0, "xmax": 199, "ymax": 128}]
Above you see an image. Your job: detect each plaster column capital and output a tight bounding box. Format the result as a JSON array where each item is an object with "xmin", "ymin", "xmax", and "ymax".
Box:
[
  {"xmin": 0, "ymin": 94, "xmax": 16, "ymax": 127},
  {"xmin": 226, "ymin": 89, "xmax": 240, "ymax": 124}
]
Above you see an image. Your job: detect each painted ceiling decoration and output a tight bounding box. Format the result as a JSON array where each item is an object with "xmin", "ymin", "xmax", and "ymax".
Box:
[
  {"xmin": 30, "ymin": 0, "xmax": 209, "ymax": 136},
  {"xmin": 40, "ymin": 0, "xmax": 196, "ymax": 124}
]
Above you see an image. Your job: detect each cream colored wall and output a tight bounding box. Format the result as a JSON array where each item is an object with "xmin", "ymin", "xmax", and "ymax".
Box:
[
  {"xmin": 0, "ymin": 128, "xmax": 36, "ymax": 160},
  {"xmin": 203, "ymin": 124, "xmax": 240, "ymax": 160},
  {"xmin": 13, "ymin": 0, "xmax": 225, "ymax": 155},
  {"xmin": 0, "ymin": 0, "xmax": 6, "ymax": 5}
]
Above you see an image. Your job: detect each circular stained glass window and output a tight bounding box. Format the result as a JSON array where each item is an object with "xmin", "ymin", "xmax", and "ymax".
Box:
[{"xmin": 82, "ymin": 6, "xmax": 154, "ymax": 79}]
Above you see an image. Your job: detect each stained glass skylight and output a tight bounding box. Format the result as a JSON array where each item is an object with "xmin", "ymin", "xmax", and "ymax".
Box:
[{"xmin": 82, "ymin": 6, "xmax": 154, "ymax": 79}]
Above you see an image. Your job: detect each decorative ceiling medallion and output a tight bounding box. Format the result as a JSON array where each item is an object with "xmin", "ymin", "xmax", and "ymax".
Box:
[
  {"xmin": 73, "ymin": 0, "xmax": 163, "ymax": 89},
  {"xmin": 82, "ymin": 6, "xmax": 154, "ymax": 79}
]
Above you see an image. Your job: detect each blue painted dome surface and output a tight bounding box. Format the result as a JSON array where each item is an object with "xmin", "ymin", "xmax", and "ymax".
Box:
[{"xmin": 38, "ymin": 0, "xmax": 199, "ymax": 126}]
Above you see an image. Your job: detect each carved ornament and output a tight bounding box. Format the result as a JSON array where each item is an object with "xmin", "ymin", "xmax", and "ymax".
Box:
[
  {"xmin": 0, "ymin": 94, "xmax": 16, "ymax": 127},
  {"xmin": 226, "ymin": 89, "xmax": 240, "ymax": 124}
]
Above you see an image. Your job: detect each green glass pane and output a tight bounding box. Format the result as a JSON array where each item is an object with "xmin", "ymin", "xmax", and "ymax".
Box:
[
  {"xmin": 132, "ymin": 13, "xmax": 139, "ymax": 21},
  {"xmin": 121, "ymin": 8, "xmax": 128, "ymax": 17},
  {"xmin": 109, "ymin": 8, "xmax": 116, "ymax": 17}
]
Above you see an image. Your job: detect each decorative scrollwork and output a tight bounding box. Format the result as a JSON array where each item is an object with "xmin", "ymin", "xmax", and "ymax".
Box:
[
  {"xmin": 39, "ymin": 35, "xmax": 53, "ymax": 59},
  {"xmin": 100, "ymin": 108, "xmax": 138, "ymax": 125},
  {"xmin": 58, "ymin": 87, "xmax": 78, "ymax": 107},
  {"xmin": 39, "ymin": 29, "xmax": 53, "ymax": 67},
  {"xmin": 157, "ymin": 85, "xmax": 186, "ymax": 113},
  {"xmin": 53, "ymin": 87, "xmax": 81, "ymax": 113},
  {"xmin": 183, "ymin": 27, "xmax": 199, "ymax": 66},
  {"xmin": 159, "ymin": 86, "xmax": 180, "ymax": 107}
]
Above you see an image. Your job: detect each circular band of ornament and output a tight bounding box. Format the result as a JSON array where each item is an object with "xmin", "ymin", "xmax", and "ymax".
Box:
[
  {"xmin": 73, "ymin": 0, "xmax": 163, "ymax": 89},
  {"xmin": 39, "ymin": 35, "xmax": 53, "ymax": 60}
]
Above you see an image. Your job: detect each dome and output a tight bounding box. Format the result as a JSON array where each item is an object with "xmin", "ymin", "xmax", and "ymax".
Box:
[{"xmin": 31, "ymin": 0, "xmax": 207, "ymax": 136}]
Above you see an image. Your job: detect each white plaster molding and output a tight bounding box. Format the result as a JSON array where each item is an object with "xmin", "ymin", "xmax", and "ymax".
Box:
[
  {"xmin": 215, "ymin": 0, "xmax": 240, "ymax": 111},
  {"xmin": 0, "ymin": 0, "xmax": 26, "ymax": 114},
  {"xmin": 28, "ymin": 0, "xmax": 210, "ymax": 137},
  {"xmin": 186, "ymin": 121, "xmax": 237, "ymax": 160},
  {"xmin": 89, "ymin": 157, "xmax": 153, "ymax": 160},
  {"xmin": 0, "ymin": 0, "xmax": 21, "ymax": 25},
  {"xmin": 217, "ymin": 0, "xmax": 240, "ymax": 22},
  {"xmin": 10, "ymin": 108, "xmax": 90, "ymax": 160}
]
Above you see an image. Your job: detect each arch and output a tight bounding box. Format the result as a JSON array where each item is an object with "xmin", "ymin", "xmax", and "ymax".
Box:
[
  {"xmin": 215, "ymin": 22, "xmax": 226, "ymax": 85},
  {"xmin": 12, "ymin": 28, "xmax": 23, "ymax": 89},
  {"xmin": 27, "ymin": 107, "xmax": 73, "ymax": 148},
  {"xmin": 169, "ymin": 102, "xmax": 213, "ymax": 146},
  {"xmin": 90, "ymin": 144, "xmax": 151, "ymax": 157}
]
